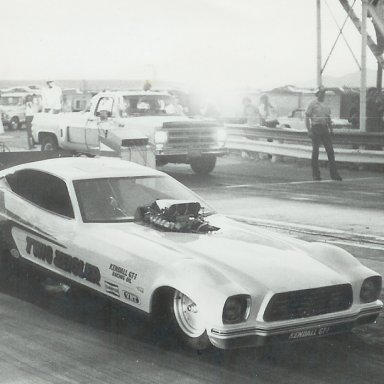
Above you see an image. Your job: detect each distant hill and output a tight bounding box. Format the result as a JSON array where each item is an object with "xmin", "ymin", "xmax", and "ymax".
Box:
[
  {"xmin": 296, "ymin": 69, "xmax": 378, "ymax": 88},
  {"xmin": 0, "ymin": 79, "xmax": 184, "ymax": 92},
  {"xmin": 0, "ymin": 70, "xmax": 379, "ymax": 92}
]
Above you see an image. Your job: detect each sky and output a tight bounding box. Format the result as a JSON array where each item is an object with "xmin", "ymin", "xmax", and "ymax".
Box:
[{"xmin": 0, "ymin": 0, "xmax": 379, "ymax": 90}]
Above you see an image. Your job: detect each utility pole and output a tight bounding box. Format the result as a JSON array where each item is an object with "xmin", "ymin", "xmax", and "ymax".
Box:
[
  {"xmin": 316, "ymin": 0, "xmax": 322, "ymax": 87},
  {"xmin": 360, "ymin": 0, "xmax": 368, "ymax": 132}
]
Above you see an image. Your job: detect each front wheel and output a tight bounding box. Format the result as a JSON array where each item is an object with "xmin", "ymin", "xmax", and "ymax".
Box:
[
  {"xmin": 10, "ymin": 117, "xmax": 20, "ymax": 130},
  {"xmin": 41, "ymin": 135, "xmax": 59, "ymax": 151},
  {"xmin": 172, "ymin": 290, "xmax": 210, "ymax": 350},
  {"xmin": 190, "ymin": 156, "xmax": 216, "ymax": 175}
]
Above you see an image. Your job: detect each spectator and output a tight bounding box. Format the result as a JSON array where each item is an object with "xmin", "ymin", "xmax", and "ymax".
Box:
[
  {"xmin": 143, "ymin": 80, "xmax": 152, "ymax": 92},
  {"xmin": 366, "ymin": 87, "xmax": 384, "ymax": 132},
  {"xmin": 242, "ymin": 97, "xmax": 260, "ymax": 125},
  {"xmin": 25, "ymin": 94, "xmax": 36, "ymax": 149},
  {"xmin": 42, "ymin": 80, "xmax": 62, "ymax": 113},
  {"xmin": 306, "ymin": 86, "xmax": 342, "ymax": 181},
  {"xmin": 258, "ymin": 94, "xmax": 278, "ymax": 127},
  {"xmin": 164, "ymin": 97, "xmax": 184, "ymax": 115}
]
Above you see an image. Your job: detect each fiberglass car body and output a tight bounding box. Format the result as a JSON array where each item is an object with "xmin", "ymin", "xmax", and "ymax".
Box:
[{"xmin": 0, "ymin": 157, "xmax": 382, "ymax": 350}]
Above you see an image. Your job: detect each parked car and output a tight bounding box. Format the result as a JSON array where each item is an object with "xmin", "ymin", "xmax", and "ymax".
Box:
[
  {"xmin": 278, "ymin": 108, "xmax": 351, "ymax": 131},
  {"xmin": 0, "ymin": 91, "xmax": 42, "ymax": 130},
  {"xmin": 0, "ymin": 157, "xmax": 382, "ymax": 350}
]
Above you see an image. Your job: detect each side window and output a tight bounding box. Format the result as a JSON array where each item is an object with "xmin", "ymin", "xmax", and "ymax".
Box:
[
  {"xmin": 95, "ymin": 97, "xmax": 114, "ymax": 117},
  {"xmin": 6, "ymin": 170, "xmax": 74, "ymax": 218}
]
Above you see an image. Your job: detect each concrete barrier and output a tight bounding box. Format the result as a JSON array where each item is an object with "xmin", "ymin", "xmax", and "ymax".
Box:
[{"xmin": 226, "ymin": 124, "xmax": 384, "ymax": 164}]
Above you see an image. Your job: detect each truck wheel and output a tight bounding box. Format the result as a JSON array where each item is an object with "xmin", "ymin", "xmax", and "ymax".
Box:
[
  {"xmin": 10, "ymin": 117, "xmax": 20, "ymax": 130},
  {"xmin": 41, "ymin": 135, "xmax": 59, "ymax": 151},
  {"xmin": 190, "ymin": 157, "xmax": 216, "ymax": 175}
]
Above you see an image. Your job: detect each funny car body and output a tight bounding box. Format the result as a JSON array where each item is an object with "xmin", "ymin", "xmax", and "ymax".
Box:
[{"xmin": 0, "ymin": 157, "xmax": 382, "ymax": 350}]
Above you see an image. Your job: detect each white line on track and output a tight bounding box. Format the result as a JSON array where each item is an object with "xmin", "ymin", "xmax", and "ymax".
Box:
[
  {"xmin": 223, "ymin": 176, "xmax": 382, "ymax": 189},
  {"xmin": 328, "ymin": 240, "xmax": 384, "ymax": 251},
  {"xmin": 224, "ymin": 184, "xmax": 252, "ymax": 189},
  {"xmin": 259, "ymin": 176, "xmax": 383, "ymax": 186},
  {"xmin": 230, "ymin": 216, "xmax": 384, "ymax": 244}
]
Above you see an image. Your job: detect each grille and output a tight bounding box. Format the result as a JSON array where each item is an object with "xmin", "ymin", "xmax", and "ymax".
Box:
[
  {"xmin": 264, "ymin": 284, "xmax": 353, "ymax": 322},
  {"xmin": 163, "ymin": 122, "xmax": 219, "ymax": 149}
]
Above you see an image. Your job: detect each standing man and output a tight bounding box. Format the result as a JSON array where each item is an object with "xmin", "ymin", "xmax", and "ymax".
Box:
[
  {"xmin": 306, "ymin": 86, "xmax": 342, "ymax": 181},
  {"xmin": 242, "ymin": 97, "xmax": 261, "ymax": 125},
  {"xmin": 42, "ymin": 80, "xmax": 62, "ymax": 113},
  {"xmin": 25, "ymin": 94, "xmax": 35, "ymax": 149},
  {"xmin": 258, "ymin": 94, "xmax": 278, "ymax": 127}
]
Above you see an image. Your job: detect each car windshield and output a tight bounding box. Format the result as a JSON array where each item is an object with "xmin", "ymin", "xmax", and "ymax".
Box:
[
  {"xmin": 73, "ymin": 175, "xmax": 214, "ymax": 223},
  {"xmin": 121, "ymin": 95, "xmax": 184, "ymax": 117},
  {"xmin": 0, "ymin": 96, "xmax": 23, "ymax": 106}
]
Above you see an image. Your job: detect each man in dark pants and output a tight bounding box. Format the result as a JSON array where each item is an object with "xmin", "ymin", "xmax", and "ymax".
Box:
[{"xmin": 306, "ymin": 86, "xmax": 342, "ymax": 181}]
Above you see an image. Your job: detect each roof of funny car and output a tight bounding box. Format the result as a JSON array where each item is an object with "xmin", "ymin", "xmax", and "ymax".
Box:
[{"xmin": 2, "ymin": 157, "xmax": 162, "ymax": 181}]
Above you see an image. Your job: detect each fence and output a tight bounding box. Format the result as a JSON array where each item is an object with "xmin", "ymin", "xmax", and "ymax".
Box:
[{"xmin": 225, "ymin": 124, "xmax": 384, "ymax": 164}]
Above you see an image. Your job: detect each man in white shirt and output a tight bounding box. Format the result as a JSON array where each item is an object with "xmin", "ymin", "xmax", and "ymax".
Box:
[
  {"xmin": 42, "ymin": 81, "xmax": 62, "ymax": 113},
  {"xmin": 306, "ymin": 86, "xmax": 342, "ymax": 181}
]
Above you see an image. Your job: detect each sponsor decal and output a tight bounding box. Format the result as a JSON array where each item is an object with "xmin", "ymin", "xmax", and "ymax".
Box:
[
  {"xmin": 123, "ymin": 290, "xmax": 141, "ymax": 305},
  {"xmin": 109, "ymin": 263, "xmax": 138, "ymax": 283},
  {"xmin": 288, "ymin": 326, "xmax": 330, "ymax": 340},
  {"xmin": 105, "ymin": 281, "xmax": 120, "ymax": 297},
  {"xmin": 25, "ymin": 236, "xmax": 101, "ymax": 286}
]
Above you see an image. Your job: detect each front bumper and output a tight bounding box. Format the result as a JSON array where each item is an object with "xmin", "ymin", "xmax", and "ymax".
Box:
[
  {"xmin": 155, "ymin": 147, "xmax": 228, "ymax": 158},
  {"xmin": 208, "ymin": 304, "xmax": 382, "ymax": 349}
]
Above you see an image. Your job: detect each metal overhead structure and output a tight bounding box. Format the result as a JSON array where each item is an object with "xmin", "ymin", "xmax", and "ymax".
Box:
[{"xmin": 317, "ymin": 0, "xmax": 384, "ymax": 132}]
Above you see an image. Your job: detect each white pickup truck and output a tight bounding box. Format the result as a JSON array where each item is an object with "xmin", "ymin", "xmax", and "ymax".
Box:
[{"xmin": 31, "ymin": 91, "xmax": 227, "ymax": 174}]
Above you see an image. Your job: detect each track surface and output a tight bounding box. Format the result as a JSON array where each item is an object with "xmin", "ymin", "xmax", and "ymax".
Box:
[{"xmin": 0, "ymin": 149, "xmax": 383, "ymax": 383}]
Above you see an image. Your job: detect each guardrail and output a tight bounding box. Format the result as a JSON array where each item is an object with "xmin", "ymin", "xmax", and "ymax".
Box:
[{"xmin": 225, "ymin": 124, "xmax": 384, "ymax": 164}]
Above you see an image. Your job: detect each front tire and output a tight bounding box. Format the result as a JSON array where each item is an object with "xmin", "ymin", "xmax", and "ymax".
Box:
[
  {"xmin": 41, "ymin": 135, "xmax": 59, "ymax": 151},
  {"xmin": 190, "ymin": 156, "xmax": 216, "ymax": 175},
  {"xmin": 153, "ymin": 288, "xmax": 211, "ymax": 350},
  {"xmin": 10, "ymin": 117, "xmax": 20, "ymax": 130},
  {"xmin": 172, "ymin": 290, "xmax": 210, "ymax": 350}
]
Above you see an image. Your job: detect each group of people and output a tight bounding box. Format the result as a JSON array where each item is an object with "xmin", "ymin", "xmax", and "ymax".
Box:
[
  {"xmin": 242, "ymin": 88, "xmax": 342, "ymax": 182},
  {"xmin": 242, "ymin": 94, "xmax": 278, "ymax": 127}
]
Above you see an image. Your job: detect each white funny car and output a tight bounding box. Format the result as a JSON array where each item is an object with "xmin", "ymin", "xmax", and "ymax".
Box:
[{"xmin": 0, "ymin": 157, "xmax": 382, "ymax": 349}]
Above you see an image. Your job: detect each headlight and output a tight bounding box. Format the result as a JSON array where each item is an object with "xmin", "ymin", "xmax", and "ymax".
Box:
[
  {"xmin": 217, "ymin": 128, "xmax": 227, "ymax": 144},
  {"xmin": 155, "ymin": 130, "xmax": 168, "ymax": 144},
  {"xmin": 360, "ymin": 276, "xmax": 382, "ymax": 303},
  {"xmin": 222, "ymin": 294, "xmax": 251, "ymax": 324}
]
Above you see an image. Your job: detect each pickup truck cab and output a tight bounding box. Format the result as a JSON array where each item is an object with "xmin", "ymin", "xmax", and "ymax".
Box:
[{"xmin": 32, "ymin": 91, "xmax": 227, "ymax": 174}]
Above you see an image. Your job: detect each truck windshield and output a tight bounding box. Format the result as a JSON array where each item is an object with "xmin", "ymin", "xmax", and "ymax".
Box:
[
  {"xmin": 0, "ymin": 96, "xmax": 23, "ymax": 106},
  {"xmin": 74, "ymin": 174, "xmax": 214, "ymax": 223},
  {"xmin": 122, "ymin": 95, "xmax": 184, "ymax": 117}
]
